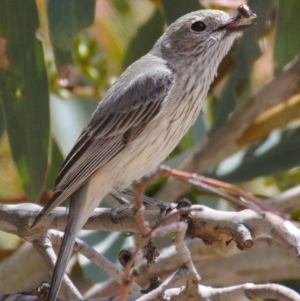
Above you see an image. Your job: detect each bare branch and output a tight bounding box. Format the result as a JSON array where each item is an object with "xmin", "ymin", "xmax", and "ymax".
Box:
[
  {"xmin": 0, "ymin": 203, "xmax": 158, "ymax": 238},
  {"xmin": 136, "ymin": 268, "xmax": 190, "ymax": 301},
  {"xmin": 1, "ymin": 173, "xmax": 300, "ymax": 300},
  {"xmin": 138, "ymin": 237, "xmax": 300, "ymax": 287},
  {"xmin": 32, "ymin": 234, "xmax": 82, "ymax": 300},
  {"xmin": 185, "ymin": 205, "xmax": 300, "ymax": 258},
  {"xmin": 2, "ymin": 282, "xmax": 299, "ymax": 301},
  {"xmin": 245, "ymin": 283, "xmax": 300, "ymax": 301},
  {"xmin": 2, "ymin": 202, "xmax": 300, "ymax": 259},
  {"xmin": 48, "ymin": 230, "xmax": 141, "ymax": 294},
  {"xmin": 265, "ymin": 184, "xmax": 300, "ymax": 213}
]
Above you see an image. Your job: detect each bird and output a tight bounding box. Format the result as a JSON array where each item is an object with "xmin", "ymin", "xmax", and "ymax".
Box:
[{"xmin": 31, "ymin": 8, "xmax": 254, "ymax": 301}]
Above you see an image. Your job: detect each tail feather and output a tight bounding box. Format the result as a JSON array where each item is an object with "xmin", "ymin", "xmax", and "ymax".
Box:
[{"xmin": 47, "ymin": 185, "xmax": 88, "ymax": 301}]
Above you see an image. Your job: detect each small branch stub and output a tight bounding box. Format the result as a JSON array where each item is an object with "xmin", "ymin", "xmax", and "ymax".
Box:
[
  {"xmin": 140, "ymin": 277, "xmax": 161, "ymax": 294},
  {"xmin": 31, "ymin": 282, "xmax": 50, "ymax": 301},
  {"xmin": 178, "ymin": 203, "xmax": 255, "ymax": 250},
  {"xmin": 143, "ymin": 241, "xmax": 160, "ymax": 267},
  {"xmin": 119, "ymin": 241, "xmax": 160, "ymax": 269}
]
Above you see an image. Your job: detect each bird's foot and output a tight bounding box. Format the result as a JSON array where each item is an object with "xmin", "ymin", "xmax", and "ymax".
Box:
[
  {"xmin": 122, "ymin": 189, "xmax": 176, "ymax": 221},
  {"xmin": 157, "ymin": 201, "xmax": 177, "ymax": 220},
  {"xmin": 110, "ymin": 192, "xmax": 133, "ymax": 223}
]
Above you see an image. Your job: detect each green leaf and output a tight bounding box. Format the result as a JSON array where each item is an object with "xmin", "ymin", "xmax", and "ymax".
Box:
[
  {"xmin": 0, "ymin": 106, "xmax": 4, "ymax": 139},
  {"xmin": 274, "ymin": 0, "xmax": 300, "ymax": 73},
  {"xmin": 111, "ymin": 0, "xmax": 131, "ymax": 13},
  {"xmin": 46, "ymin": 139, "xmax": 64, "ymax": 190},
  {"xmin": 161, "ymin": 0, "xmax": 204, "ymax": 24},
  {"xmin": 210, "ymin": 0, "xmax": 274, "ymax": 134},
  {"xmin": 207, "ymin": 126, "xmax": 300, "ymax": 182},
  {"xmin": 122, "ymin": 9, "xmax": 164, "ymax": 69},
  {"xmin": 47, "ymin": 0, "xmax": 96, "ymax": 68},
  {"xmin": 0, "ymin": 0, "xmax": 50, "ymax": 200}
]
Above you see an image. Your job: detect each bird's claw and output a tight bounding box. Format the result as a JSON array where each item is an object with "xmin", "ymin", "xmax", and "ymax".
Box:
[
  {"xmin": 157, "ymin": 202, "xmax": 177, "ymax": 220},
  {"xmin": 110, "ymin": 192, "xmax": 133, "ymax": 224},
  {"xmin": 122, "ymin": 189, "xmax": 176, "ymax": 221},
  {"xmin": 109, "ymin": 202, "xmax": 133, "ymax": 224}
]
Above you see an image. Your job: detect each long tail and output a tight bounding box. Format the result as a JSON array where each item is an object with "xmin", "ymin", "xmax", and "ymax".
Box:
[{"xmin": 47, "ymin": 184, "xmax": 90, "ymax": 301}]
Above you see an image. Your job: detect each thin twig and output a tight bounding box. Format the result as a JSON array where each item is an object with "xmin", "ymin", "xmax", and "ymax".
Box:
[
  {"xmin": 48, "ymin": 230, "xmax": 141, "ymax": 294},
  {"xmin": 32, "ymin": 233, "xmax": 82, "ymax": 300},
  {"xmin": 136, "ymin": 267, "xmax": 190, "ymax": 301},
  {"xmin": 158, "ymin": 166, "xmax": 284, "ymax": 216}
]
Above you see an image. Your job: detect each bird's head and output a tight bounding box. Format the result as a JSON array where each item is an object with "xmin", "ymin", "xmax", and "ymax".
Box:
[{"xmin": 157, "ymin": 9, "xmax": 255, "ymax": 68}]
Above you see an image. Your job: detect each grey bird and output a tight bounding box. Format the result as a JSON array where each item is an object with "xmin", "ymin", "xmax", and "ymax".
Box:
[{"xmin": 31, "ymin": 9, "xmax": 254, "ymax": 301}]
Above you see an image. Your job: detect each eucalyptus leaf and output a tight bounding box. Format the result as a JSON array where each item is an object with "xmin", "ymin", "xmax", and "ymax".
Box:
[
  {"xmin": 274, "ymin": 0, "xmax": 300, "ymax": 73},
  {"xmin": 122, "ymin": 9, "xmax": 164, "ymax": 69},
  {"xmin": 47, "ymin": 0, "xmax": 96, "ymax": 68},
  {"xmin": 207, "ymin": 127, "xmax": 300, "ymax": 182},
  {"xmin": 0, "ymin": 0, "xmax": 50, "ymax": 200},
  {"xmin": 161, "ymin": 0, "xmax": 203, "ymax": 24},
  {"xmin": 46, "ymin": 139, "xmax": 64, "ymax": 190},
  {"xmin": 0, "ymin": 106, "xmax": 4, "ymax": 139}
]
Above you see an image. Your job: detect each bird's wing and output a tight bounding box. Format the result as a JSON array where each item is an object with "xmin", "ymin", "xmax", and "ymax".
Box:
[{"xmin": 31, "ymin": 55, "xmax": 173, "ymax": 228}]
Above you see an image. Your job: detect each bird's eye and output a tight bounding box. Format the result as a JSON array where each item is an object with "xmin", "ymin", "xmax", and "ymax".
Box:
[{"xmin": 191, "ymin": 21, "xmax": 206, "ymax": 32}]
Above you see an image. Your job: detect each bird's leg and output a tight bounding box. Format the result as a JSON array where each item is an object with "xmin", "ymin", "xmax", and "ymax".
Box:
[
  {"xmin": 110, "ymin": 189, "xmax": 176, "ymax": 223},
  {"xmin": 122, "ymin": 189, "xmax": 176, "ymax": 220},
  {"xmin": 110, "ymin": 192, "xmax": 133, "ymax": 223}
]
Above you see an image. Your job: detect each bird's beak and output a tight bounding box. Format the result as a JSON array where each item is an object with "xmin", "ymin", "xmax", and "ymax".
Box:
[{"xmin": 218, "ymin": 14, "xmax": 255, "ymax": 33}]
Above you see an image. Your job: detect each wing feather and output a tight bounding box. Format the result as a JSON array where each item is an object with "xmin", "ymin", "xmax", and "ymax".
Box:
[{"xmin": 31, "ymin": 54, "xmax": 173, "ymax": 228}]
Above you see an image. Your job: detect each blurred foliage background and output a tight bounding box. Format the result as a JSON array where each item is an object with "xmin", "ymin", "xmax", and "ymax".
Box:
[{"xmin": 0, "ymin": 0, "xmax": 300, "ymax": 298}]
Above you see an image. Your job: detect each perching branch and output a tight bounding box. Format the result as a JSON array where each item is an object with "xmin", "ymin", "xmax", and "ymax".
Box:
[
  {"xmin": 1, "ymin": 203, "xmax": 300, "ymax": 260},
  {"xmin": 1, "ymin": 167, "xmax": 300, "ymax": 300}
]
